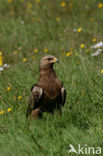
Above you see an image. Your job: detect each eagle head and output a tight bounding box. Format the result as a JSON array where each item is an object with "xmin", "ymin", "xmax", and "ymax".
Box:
[{"xmin": 40, "ymin": 55, "xmax": 59, "ymax": 69}]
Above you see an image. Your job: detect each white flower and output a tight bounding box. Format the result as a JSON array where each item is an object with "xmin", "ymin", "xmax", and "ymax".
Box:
[
  {"xmin": 92, "ymin": 49, "xmax": 102, "ymax": 56},
  {"xmin": 0, "ymin": 67, "xmax": 3, "ymax": 71},
  {"xmin": 3, "ymin": 64, "xmax": 10, "ymax": 69},
  {"xmin": 90, "ymin": 41, "xmax": 103, "ymax": 49},
  {"xmin": 0, "ymin": 64, "xmax": 10, "ymax": 71},
  {"xmin": 73, "ymin": 29, "xmax": 77, "ymax": 32}
]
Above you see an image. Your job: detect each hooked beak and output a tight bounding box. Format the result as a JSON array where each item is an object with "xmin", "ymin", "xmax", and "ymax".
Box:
[{"xmin": 50, "ymin": 57, "xmax": 59, "ymax": 63}]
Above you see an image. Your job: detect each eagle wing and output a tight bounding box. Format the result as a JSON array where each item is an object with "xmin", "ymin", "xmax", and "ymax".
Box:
[
  {"xmin": 61, "ymin": 87, "xmax": 66, "ymax": 106},
  {"xmin": 26, "ymin": 84, "xmax": 43, "ymax": 117}
]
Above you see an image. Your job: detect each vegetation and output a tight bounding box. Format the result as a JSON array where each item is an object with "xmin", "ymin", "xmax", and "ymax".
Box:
[{"xmin": 0, "ymin": 0, "xmax": 103, "ymax": 155}]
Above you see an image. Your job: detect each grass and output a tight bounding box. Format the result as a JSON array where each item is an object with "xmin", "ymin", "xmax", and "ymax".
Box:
[{"xmin": 0, "ymin": 0, "xmax": 103, "ymax": 155}]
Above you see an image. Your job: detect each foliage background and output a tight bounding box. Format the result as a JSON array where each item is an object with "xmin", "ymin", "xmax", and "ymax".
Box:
[{"xmin": 0, "ymin": 0, "xmax": 103, "ymax": 155}]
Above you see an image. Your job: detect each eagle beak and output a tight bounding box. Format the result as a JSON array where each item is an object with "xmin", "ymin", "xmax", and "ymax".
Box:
[{"xmin": 50, "ymin": 57, "xmax": 59, "ymax": 63}]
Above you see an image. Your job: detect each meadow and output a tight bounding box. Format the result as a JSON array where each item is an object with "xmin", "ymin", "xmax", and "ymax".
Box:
[{"xmin": 0, "ymin": 0, "xmax": 103, "ymax": 155}]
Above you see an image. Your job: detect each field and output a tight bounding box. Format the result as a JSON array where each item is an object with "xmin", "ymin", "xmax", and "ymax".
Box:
[{"xmin": 0, "ymin": 0, "xmax": 103, "ymax": 155}]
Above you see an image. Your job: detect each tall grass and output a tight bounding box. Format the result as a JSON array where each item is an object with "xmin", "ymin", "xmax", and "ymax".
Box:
[{"xmin": 0, "ymin": 0, "xmax": 103, "ymax": 155}]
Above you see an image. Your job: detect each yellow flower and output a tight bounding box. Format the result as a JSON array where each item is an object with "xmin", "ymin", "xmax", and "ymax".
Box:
[
  {"xmin": 0, "ymin": 62, "xmax": 3, "ymax": 66},
  {"xmin": 13, "ymin": 50, "xmax": 18, "ymax": 54},
  {"xmin": 0, "ymin": 56, "xmax": 3, "ymax": 66},
  {"xmin": 28, "ymin": 3, "xmax": 32, "ymax": 8},
  {"xmin": 0, "ymin": 110, "xmax": 4, "ymax": 115},
  {"xmin": 44, "ymin": 48, "xmax": 48, "ymax": 52},
  {"xmin": 61, "ymin": 2, "xmax": 66, "ymax": 7},
  {"xmin": 92, "ymin": 38, "xmax": 96, "ymax": 42},
  {"xmin": 0, "ymin": 51, "xmax": 2, "ymax": 56},
  {"xmin": 18, "ymin": 96, "xmax": 22, "ymax": 100},
  {"xmin": 0, "ymin": 56, "xmax": 2, "ymax": 60},
  {"xmin": 37, "ymin": 18, "xmax": 41, "ymax": 21},
  {"xmin": 101, "ymin": 69, "xmax": 103, "ymax": 73},
  {"xmin": 86, "ymin": 49, "xmax": 90, "ymax": 53},
  {"xmin": 67, "ymin": 52, "xmax": 70, "ymax": 56},
  {"xmin": 67, "ymin": 51, "xmax": 73, "ymax": 56},
  {"xmin": 7, "ymin": 108, "xmax": 12, "ymax": 112},
  {"xmin": 80, "ymin": 44, "xmax": 85, "ymax": 48},
  {"xmin": 8, "ymin": 0, "xmax": 12, "ymax": 3},
  {"xmin": 90, "ymin": 17, "xmax": 95, "ymax": 22},
  {"xmin": 56, "ymin": 17, "xmax": 60, "ymax": 21},
  {"xmin": 7, "ymin": 86, "xmax": 11, "ymax": 91},
  {"xmin": 22, "ymin": 58, "xmax": 27, "ymax": 62},
  {"xmin": 34, "ymin": 49, "xmax": 38, "ymax": 53},
  {"xmin": 98, "ymin": 3, "xmax": 103, "ymax": 8},
  {"xmin": 35, "ymin": 0, "xmax": 40, "ymax": 3},
  {"xmin": 77, "ymin": 28, "xmax": 82, "ymax": 32}
]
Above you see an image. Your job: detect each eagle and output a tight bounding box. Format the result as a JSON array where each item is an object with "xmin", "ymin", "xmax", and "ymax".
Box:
[{"xmin": 26, "ymin": 55, "xmax": 66, "ymax": 119}]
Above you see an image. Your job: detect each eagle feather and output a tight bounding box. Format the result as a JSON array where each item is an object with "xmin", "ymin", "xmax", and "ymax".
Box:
[{"xmin": 26, "ymin": 55, "xmax": 66, "ymax": 119}]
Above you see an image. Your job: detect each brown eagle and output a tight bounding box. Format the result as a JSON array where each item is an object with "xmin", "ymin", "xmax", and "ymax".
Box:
[{"xmin": 26, "ymin": 55, "xmax": 66, "ymax": 119}]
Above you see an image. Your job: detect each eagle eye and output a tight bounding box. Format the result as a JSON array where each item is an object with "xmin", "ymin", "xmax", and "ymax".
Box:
[{"xmin": 48, "ymin": 58, "xmax": 53, "ymax": 61}]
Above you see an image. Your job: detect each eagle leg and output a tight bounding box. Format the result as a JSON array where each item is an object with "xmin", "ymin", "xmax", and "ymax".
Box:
[{"xmin": 30, "ymin": 108, "xmax": 43, "ymax": 119}]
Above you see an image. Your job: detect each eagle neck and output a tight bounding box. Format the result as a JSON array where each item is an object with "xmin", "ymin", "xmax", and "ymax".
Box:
[{"xmin": 39, "ymin": 66, "xmax": 56, "ymax": 79}]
